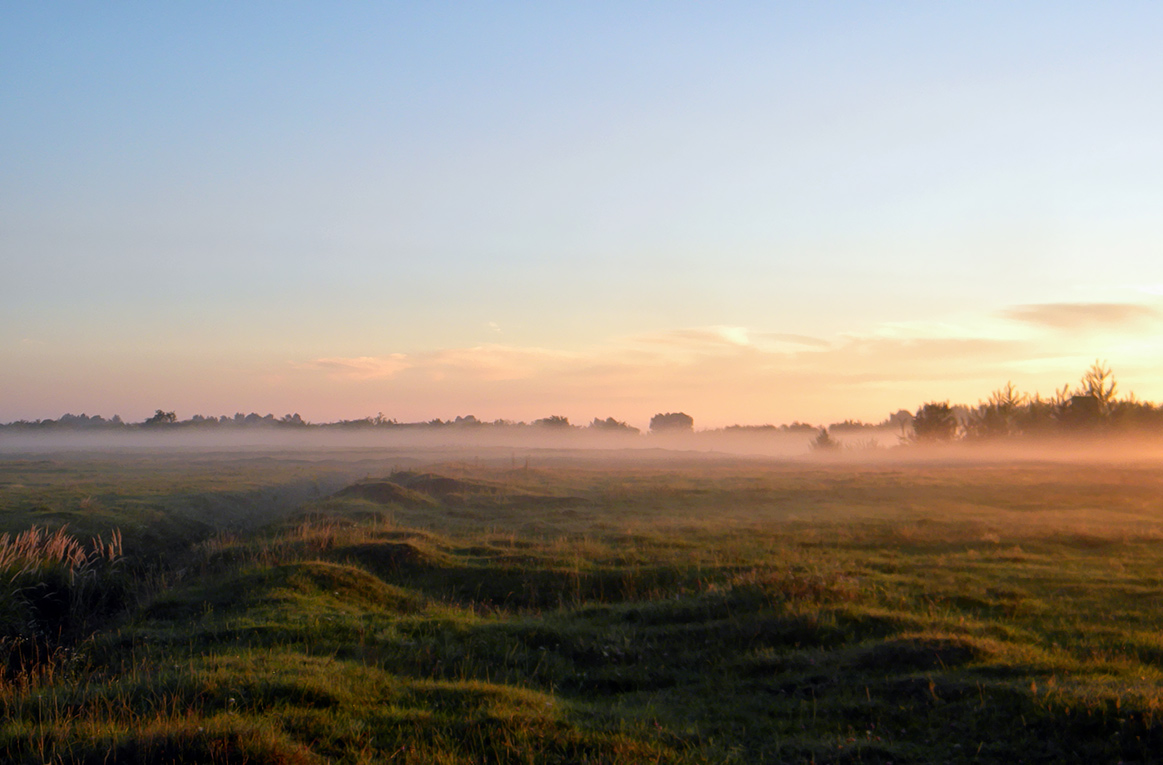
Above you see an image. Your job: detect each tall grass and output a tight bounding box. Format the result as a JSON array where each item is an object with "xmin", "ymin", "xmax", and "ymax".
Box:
[{"xmin": 1, "ymin": 526, "xmax": 127, "ymax": 677}]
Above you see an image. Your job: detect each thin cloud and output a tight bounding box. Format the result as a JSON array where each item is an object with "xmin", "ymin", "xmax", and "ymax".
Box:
[
  {"xmin": 302, "ymin": 329, "xmax": 1023, "ymax": 394},
  {"xmin": 303, "ymin": 345, "xmax": 578, "ymax": 384},
  {"xmin": 301, "ymin": 354, "xmax": 411, "ymax": 380},
  {"xmin": 423, "ymin": 344, "xmax": 578, "ymax": 381},
  {"xmin": 1001, "ymin": 302, "xmax": 1159, "ymax": 330},
  {"xmin": 630, "ymin": 325, "xmax": 822, "ymax": 351},
  {"xmin": 633, "ymin": 327, "xmax": 752, "ymax": 349},
  {"xmin": 752, "ymin": 332, "xmax": 831, "ymax": 348}
]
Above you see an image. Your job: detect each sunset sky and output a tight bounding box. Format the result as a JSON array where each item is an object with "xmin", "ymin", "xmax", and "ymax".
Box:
[{"xmin": 4, "ymin": 3, "xmax": 1163, "ymax": 429}]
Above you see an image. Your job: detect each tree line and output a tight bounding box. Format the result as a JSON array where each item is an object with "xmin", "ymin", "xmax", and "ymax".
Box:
[
  {"xmin": 4, "ymin": 362, "xmax": 1160, "ymax": 444},
  {"xmin": 906, "ymin": 361, "xmax": 1160, "ymax": 443},
  {"xmin": 0, "ymin": 411, "xmax": 655, "ymax": 434}
]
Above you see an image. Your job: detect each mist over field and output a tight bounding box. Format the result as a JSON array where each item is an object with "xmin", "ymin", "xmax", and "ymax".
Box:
[
  {"xmin": 8, "ymin": 426, "xmax": 1163, "ymax": 469},
  {"xmin": 0, "ymin": 425, "xmax": 828, "ymax": 457}
]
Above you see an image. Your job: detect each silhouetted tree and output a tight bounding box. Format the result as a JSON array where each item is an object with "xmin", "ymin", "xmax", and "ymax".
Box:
[
  {"xmin": 1110, "ymin": 394, "xmax": 1163, "ymax": 431},
  {"xmin": 810, "ymin": 427, "xmax": 840, "ymax": 452},
  {"xmin": 1075, "ymin": 360, "xmax": 1117, "ymax": 415},
  {"xmin": 650, "ymin": 412, "xmax": 693, "ymax": 433},
  {"xmin": 533, "ymin": 415, "xmax": 572, "ymax": 428},
  {"xmin": 589, "ymin": 417, "xmax": 640, "ymax": 435},
  {"xmin": 144, "ymin": 409, "xmax": 176, "ymax": 426},
  {"xmin": 1051, "ymin": 362, "xmax": 1119, "ymax": 431},
  {"xmin": 884, "ymin": 410, "xmax": 913, "ymax": 428},
  {"xmin": 911, "ymin": 402, "xmax": 957, "ymax": 443},
  {"xmin": 967, "ymin": 381, "xmax": 1025, "ymax": 439},
  {"xmin": 829, "ymin": 419, "xmax": 874, "ymax": 432}
]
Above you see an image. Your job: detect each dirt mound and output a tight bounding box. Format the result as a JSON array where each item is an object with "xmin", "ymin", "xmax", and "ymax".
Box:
[{"xmin": 331, "ymin": 480, "xmax": 435, "ymax": 507}]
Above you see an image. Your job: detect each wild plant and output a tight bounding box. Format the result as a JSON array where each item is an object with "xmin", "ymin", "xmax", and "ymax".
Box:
[{"xmin": 0, "ymin": 525, "xmax": 127, "ymax": 665}]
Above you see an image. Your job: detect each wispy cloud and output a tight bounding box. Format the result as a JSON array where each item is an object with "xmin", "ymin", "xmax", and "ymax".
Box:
[
  {"xmin": 301, "ymin": 354, "xmax": 411, "ymax": 380},
  {"xmin": 301, "ymin": 330, "xmax": 1027, "ymax": 391},
  {"xmin": 632, "ymin": 326, "xmax": 755, "ymax": 349},
  {"xmin": 288, "ymin": 314, "xmax": 1163, "ymax": 426},
  {"xmin": 301, "ymin": 345, "xmax": 578, "ymax": 383},
  {"xmin": 1000, "ymin": 302, "xmax": 1159, "ymax": 331},
  {"xmin": 753, "ymin": 332, "xmax": 831, "ymax": 348},
  {"xmin": 421, "ymin": 345, "xmax": 579, "ymax": 381},
  {"xmin": 629, "ymin": 326, "xmax": 831, "ymax": 352}
]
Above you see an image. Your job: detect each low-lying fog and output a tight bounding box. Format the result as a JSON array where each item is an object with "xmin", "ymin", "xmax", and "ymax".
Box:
[{"xmin": 4, "ymin": 427, "xmax": 1163, "ymax": 465}]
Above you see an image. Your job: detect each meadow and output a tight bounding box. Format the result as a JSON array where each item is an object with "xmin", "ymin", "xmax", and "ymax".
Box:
[{"xmin": 2, "ymin": 446, "xmax": 1163, "ymax": 763}]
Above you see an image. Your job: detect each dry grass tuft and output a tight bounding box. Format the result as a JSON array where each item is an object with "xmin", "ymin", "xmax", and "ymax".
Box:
[{"xmin": 1, "ymin": 525, "xmax": 127, "ymax": 675}]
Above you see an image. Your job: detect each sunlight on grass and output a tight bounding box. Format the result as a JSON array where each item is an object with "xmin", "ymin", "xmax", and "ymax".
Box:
[{"xmin": 4, "ymin": 452, "xmax": 1163, "ymax": 762}]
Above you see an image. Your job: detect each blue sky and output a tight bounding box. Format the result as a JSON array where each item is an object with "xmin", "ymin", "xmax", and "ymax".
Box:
[{"xmin": 4, "ymin": 3, "xmax": 1163, "ymax": 426}]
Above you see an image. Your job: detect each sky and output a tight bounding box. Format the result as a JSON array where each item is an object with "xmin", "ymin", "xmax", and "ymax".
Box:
[{"xmin": 3, "ymin": 2, "xmax": 1163, "ymax": 429}]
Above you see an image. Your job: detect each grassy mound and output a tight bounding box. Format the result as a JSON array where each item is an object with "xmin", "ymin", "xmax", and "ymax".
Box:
[
  {"xmin": 330, "ymin": 480, "xmax": 435, "ymax": 508},
  {"xmin": 850, "ymin": 632, "xmax": 994, "ymax": 672},
  {"xmin": 390, "ymin": 471, "xmax": 585, "ymax": 508}
]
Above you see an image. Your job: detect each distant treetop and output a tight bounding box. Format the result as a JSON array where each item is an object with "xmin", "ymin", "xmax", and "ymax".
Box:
[
  {"xmin": 589, "ymin": 417, "xmax": 640, "ymax": 435},
  {"xmin": 649, "ymin": 412, "xmax": 694, "ymax": 433},
  {"xmin": 143, "ymin": 409, "xmax": 176, "ymax": 426}
]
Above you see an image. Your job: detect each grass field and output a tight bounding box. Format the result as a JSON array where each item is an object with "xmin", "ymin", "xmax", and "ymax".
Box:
[{"xmin": 2, "ymin": 447, "xmax": 1163, "ymax": 763}]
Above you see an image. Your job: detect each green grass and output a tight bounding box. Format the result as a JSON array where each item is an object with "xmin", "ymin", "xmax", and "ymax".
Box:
[{"xmin": 3, "ymin": 451, "xmax": 1163, "ymax": 762}]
